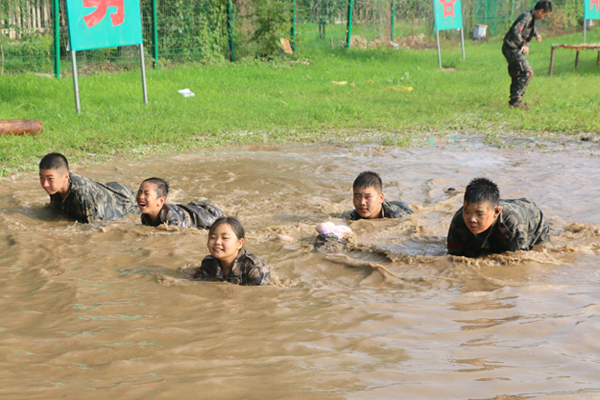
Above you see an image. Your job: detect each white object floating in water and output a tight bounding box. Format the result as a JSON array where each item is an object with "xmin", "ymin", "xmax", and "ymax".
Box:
[
  {"xmin": 316, "ymin": 222, "xmax": 352, "ymax": 239},
  {"xmin": 178, "ymin": 88, "xmax": 195, "ymax": 98}
]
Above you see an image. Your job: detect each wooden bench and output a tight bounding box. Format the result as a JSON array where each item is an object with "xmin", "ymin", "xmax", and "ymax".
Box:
[{"xmin": 548, "ymin": 44, "xmax": 600, "ymax": 76}]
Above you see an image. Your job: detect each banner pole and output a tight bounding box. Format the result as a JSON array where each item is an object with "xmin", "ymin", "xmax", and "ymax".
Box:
[
  {"xmin": 291, "ymin": 0, "xmax": 296, "ymax": 52},
  {"xmin": 436, "ymin": 29, "xmax": 442, "ymax": 68},
  {"xmin": 583, "ymin": 20, "xmax": 586, "ymax": 43},
  {"xmin": 391, "ymin": 0, "xmax": 395, "ymax": 42},
  {"xmin": 71, "ymin": 50, "xmax": 81, "ymax": 113},
  {"xmin": 346, "ymin": 0, "xmax": 354, "ymax": 48},
  {"xmin": 228, "ymin": 0, "xmax": 234, "ymax": 61},
  {"xmin": 152, "ymin": 0, "xmax": 158, "ymax": 68},
  {"xmin": 140, "ymin": 43, "xmax": 148, "ymax": 104},
  {"xmin": 460, "ymin": 28, "xmax": 465, "ymax": 59},
  {"xmin": 53, "ymin": 0, "xmax": 60, "ymax": 77}
]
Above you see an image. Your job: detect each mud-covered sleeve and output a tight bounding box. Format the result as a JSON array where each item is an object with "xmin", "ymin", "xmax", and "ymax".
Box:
[
  {"xmin": 193, "ymin": 257, "xmax": 216, "ymax": 280},
  {"xmin": 500, "ymin": 210, "xmax": 529, "ymax": 252},
  {"xmin": 342, "ymin": 210, "xmax": 359, "ymax": 220},
  {"xmin": 162, "ymin": 206, "xmax": 189, "ymax": 227},
  {"xmin": 74, "ymin": 191, "xmax": 98, "ymax": 223},
  {"xmin": 387, "ymin": 201, "xmax": 414, "ymax": 217},
  {"xmin": 244, "ymin": 255, "xmax": 271, "ymax": 286},
  {"xmin": 447, "ymin": 209, "xmax": 465, "ymax": 256},
  {"xmin": 187, "ymin": 201, "xmax": 225, "ymax": 229}
]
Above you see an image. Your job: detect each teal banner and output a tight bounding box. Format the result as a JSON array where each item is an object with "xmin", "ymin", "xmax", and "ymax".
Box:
[
  {"xmin": 66, "ymin": 0, "xmax": 143, "ymax": 51},
  {"xmin": 584, "ymin": 0, "xmax": 600, "ymax": 20},
  {"xmin": 433, "ymin": 0, "xmax": 463, "ymax": 31}
]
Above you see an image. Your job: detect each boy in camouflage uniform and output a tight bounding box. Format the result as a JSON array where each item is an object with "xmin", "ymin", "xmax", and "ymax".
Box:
[
  {"xmin": 344, "ymin": 171, "xmax": 413, "ymax": 220},
  {"xmin": 137, "ymin": 177, "xmax": 224, "ymax": 229},
  {"xmin": 447, "ymin": 177, "xmax": 550, "ymax": 258},
  {"xmin": 502, "ymin": 0, "xmax": 552, "ymax": 109},
  {"xmin": 39, "ymin": 153, "xmax": 139, "ymax": 223}
]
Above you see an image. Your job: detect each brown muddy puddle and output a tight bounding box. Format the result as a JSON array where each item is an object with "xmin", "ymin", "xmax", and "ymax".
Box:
[{"xmin": 1, "ymin": 136, "xmax": 600, "ymax": 399}]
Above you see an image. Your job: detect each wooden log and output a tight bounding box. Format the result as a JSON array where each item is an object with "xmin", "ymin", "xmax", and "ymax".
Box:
[{"xmin": 0, "ymin": 119, "xmax": 44, "ymax": 136}]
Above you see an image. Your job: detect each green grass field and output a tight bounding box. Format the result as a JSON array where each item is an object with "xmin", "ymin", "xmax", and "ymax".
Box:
[{"xmin": 1, "ymin": 28, "xmax": 599, "ymax": 176}]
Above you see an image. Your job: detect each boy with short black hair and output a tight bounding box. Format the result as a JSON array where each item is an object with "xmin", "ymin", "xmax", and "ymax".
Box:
[
  {"xmin": 137, "ymin": 177, "xmax": 224, "ymax": 229},
  {"xmin": 502, "ymin": 0, "xmax": 553, "ymax": 109},
  {"xmin": 345, "ymin": 171, "xmax": 412, "ymax": 220},
  {"xmin": 447, "ymin": 177, "xmax": 550, "ymax": 257},
  {"xmin": 38, "ymin": 152, "xmax": 139, "ymax": 223}
]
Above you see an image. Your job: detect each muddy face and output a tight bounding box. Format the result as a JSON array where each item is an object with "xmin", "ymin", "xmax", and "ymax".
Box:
[{"xmin": 1, "ymin": 137, "xmax": 600, "ymax": 398}]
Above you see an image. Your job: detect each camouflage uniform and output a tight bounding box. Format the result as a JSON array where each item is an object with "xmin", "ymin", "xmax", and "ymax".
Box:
[
  {"xmin": 49, "ymin": 173, "xmax": 139, "ymax": 223},
  {"xmin": 447, "ymin": 198, "xmax": 550, "ymax": 258},
  {"xmin": 345, "ymin": 200, "xmax": 413, "ymax": 221},
  {"xmin": 502, "ymin": 10, "xmax": 539, "ymax": 104},
  {"xmin": 193, "ymin": 249, "xmax": 271, "ymax": 286},
  {"xmin": 141, "ymin": 201, "xmax": 224, "ymax": 229},
  {"xmin": 313, "ymin": 233, "xmax": 350, "ymax": 253}
]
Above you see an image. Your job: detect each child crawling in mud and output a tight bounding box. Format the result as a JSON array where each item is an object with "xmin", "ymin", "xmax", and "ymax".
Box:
[
  {"xmin": 447, "ymin": 177, "xmax": 550, "ymax": 257},
  {"xmin": 193, "ymin": 217, "xmax": 271, "ymax": 285},
  {"xmin": 137, "ymin": 177, "xmax": 224, "ymax": 229},
  {"xmin": 39, "ymin": 152, "xmax": 139, "ymax": 223},
  {"xmin": 315, "ymin": 171, "xmax": 413, "ymax": 252},
  {"xmin": 344, "ymin": 171, "xmax": 413, "ymax": 220}
]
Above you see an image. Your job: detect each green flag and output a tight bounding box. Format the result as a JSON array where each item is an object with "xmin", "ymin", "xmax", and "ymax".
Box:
[
  {"xmin": 66, "ymin": 0, "xmax": 143, "ymax": 51},
  {"xmin": 434, "ymin": 0, "xmax": 463, "ymax": 31}
]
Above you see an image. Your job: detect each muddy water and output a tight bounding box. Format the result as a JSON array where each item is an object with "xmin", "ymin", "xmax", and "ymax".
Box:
[{"xmin": 1, "ymin": 137, "xmax": 600, "ymax": 399}]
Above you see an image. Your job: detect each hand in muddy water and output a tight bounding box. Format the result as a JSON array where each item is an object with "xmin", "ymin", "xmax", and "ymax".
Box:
[{"xmin": 276, "ymin": 234, "xmax": 294, "ymax": 242}]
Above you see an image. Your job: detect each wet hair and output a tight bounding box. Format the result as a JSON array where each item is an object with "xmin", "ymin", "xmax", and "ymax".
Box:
[
  {"xmin": 39, "ymin": 153, "xmax": 69, "ymax": 171},
  {"xmin": 464, "ymin": 177, "xmax": 500, "ymax": 207},
  {"xmin": 141, "ymin": 177, "xmax": 169, "ymax": 198},
  {"xmin": 208, "ymin": 217, "xmax": 245, "ymax": 241},
  {"xmin": 353, "ymin": 171, "xmax": 383, "ymax": 193},
  {"xmin": 534, "ymin": 1, "xmax": 552, "ymax": 12}
]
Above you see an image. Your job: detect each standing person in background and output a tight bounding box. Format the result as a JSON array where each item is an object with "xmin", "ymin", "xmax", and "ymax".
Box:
[{"xmin": 502, "ymin": 0, "xmax": 552, "ymax": 109}]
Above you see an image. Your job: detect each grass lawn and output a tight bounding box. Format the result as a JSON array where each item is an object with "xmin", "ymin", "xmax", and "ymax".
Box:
[{"xmin": 1, "ymin": 29, "xmax": 599, "ymax": 176}]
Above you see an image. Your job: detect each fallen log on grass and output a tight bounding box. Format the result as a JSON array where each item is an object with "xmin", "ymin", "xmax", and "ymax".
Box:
[{"xmin": 0, "ymin": 119, "xmax": 43, "ymax": 136}]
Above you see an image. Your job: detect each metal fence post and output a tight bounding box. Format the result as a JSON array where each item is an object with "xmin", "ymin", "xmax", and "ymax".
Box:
[
  {"xmin": 346, "ymin": 0, "xmax": 354, "ymax": 49},
  {"xmin": 390, "ymin": 0, "xmax": 395, "ymax": 42},
  {"xmin": 152, "ymin": 0, "xmax": 158, "ymax": 69},
  {"xmin": 228, "ymin": 0, "xmax": 234, "ymax": 61},
  {"xmin": 291, "ymin": 0, "xmax": 296, "ymax": 52},
  {"xmin": 53, "ymin": 0, "xmax": 60, "ymax": 77}
]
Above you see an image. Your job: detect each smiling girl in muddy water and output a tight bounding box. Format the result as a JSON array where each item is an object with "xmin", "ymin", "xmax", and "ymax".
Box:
[{"xmin": 193, "ymin": 217, "xmax": 271, "ymax": 285}]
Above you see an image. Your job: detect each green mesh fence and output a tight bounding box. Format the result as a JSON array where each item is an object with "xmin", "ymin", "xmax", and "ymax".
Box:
[
  {"xmin": 0, "ymin": 0, "xmax": 588, "ymax": 75},
  {"xmin": 295, "ymin": 0, "xmax": 349, "ymax": 50}
]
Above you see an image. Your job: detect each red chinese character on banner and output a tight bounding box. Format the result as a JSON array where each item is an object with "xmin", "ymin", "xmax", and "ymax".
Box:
[
  {"xmin": 591, "ymin": 0, "xmax": 599, "ymax": 11},
  {"xmin": 439, "ymin": 0, "xmax": 457, "ymax": 18},
  {"xmin": 83, "ymin": 0, "xmax": 124, "ymax": 28}
]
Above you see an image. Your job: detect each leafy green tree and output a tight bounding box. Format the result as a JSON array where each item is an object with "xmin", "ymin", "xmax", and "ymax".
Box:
[{"xmin": 252, "ymin": 0, "xmax": 292, "ymax": 57}]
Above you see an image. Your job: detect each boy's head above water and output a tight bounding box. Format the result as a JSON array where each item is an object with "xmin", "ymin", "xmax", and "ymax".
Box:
[
  {"xmin": 463, "ymin": 177, "xmax": 501, "ymax": 235},
  {"xmin": 39, "ymin": 152, "xmax": 70, "ymax": 197},
  {"xmin": 137, "ymin": 177, "xmax": 169, "ymax": 220},
  {"xmin": 352, "ymin": 171, "xmax": 385, "ymax": 219}
]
